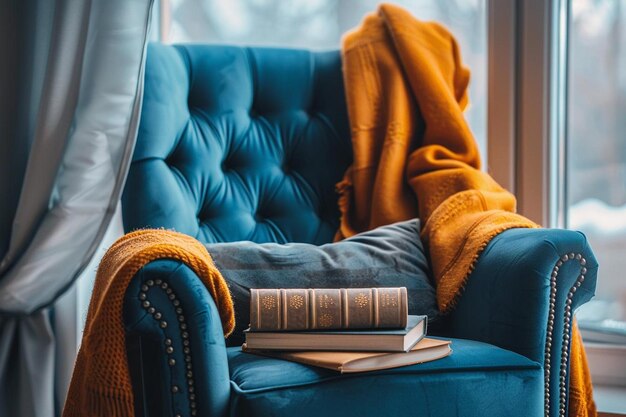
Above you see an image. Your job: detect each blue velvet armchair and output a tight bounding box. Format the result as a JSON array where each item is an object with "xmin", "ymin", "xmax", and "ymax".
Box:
[{"xmin": 121, "ymin": 44, "xmax": 597, "ymax": 417}]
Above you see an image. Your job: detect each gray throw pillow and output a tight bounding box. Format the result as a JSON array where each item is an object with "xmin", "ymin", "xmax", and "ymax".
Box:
[{"xmin": 206, "ymin": 219, "xmax": 438, "ymax": 346}]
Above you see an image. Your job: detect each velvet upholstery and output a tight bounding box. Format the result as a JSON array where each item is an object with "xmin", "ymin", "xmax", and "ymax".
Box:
[
  {"xmin": 227, "ymin": 339, "xmax": 542, "ymax": 417},
  {"xmin": 121, "ymin": 44, "xmax": 598, "ymax": 417},
  {"xmin": 123, "ymin": 43, "xmax": 352, "ymax": 245},
  {"xmin": 447, "ymin": 228, "xmax": 598, "ymax": 416}
]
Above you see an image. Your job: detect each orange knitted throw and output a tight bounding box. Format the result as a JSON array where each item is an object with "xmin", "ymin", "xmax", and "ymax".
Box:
[
  {"xmin": 335, "ymin": 4, "xmax": 595, "ymax": 416},
  {"xmin": 62, "ymin": 229, "xmax": 234, "ymax": 417}
]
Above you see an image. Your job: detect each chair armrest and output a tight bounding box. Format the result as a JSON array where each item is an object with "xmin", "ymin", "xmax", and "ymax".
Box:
[
  {"xmin": 446, "ymin": 228, "xmax": 597, "ymax": 417},
  {"xmin": 123, "ymin": 259, "xmax": 230, "ymax": 417}
]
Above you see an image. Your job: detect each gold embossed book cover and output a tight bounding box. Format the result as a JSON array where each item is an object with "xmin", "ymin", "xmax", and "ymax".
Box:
[{"xmin": 250, "ymin": 287, "xmax": 409, "ymax": 331}]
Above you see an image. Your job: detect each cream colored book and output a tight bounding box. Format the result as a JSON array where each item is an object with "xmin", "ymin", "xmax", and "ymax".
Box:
[{"xmin": 242, "ymin": 337, "xmax": 451, "ymax": 373}]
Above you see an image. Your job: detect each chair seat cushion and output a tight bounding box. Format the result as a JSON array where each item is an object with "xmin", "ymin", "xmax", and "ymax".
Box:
[{"xmin": 227, "ymin": 338, "xmax": 543, "ymax": 417}]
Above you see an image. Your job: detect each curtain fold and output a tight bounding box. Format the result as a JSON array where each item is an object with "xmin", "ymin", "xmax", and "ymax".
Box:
[
  {"xmin": 0, "ymin": 311, "xmax": 55, "ymax": 417},
  {"xmin": 0, "ymin": 0, "xmax": 54, "ymax": 267},
  {"xmin": 0, "ymin": 0, "xmax": 92, "ymax": 279},
  {"xmin": 0, "ymin": 0, "xmax": 154, "ymax": 415}
]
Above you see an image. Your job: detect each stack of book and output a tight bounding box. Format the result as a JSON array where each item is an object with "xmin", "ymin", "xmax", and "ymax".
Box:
[{"xmin": 243, "ymin": 287, "xmax": 451, "ymax": 373}]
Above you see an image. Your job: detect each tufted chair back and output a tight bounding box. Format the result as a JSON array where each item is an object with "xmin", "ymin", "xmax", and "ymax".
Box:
[{"xmin": 123, "ymin": 44, "xmax": 353, "ymax": 244}]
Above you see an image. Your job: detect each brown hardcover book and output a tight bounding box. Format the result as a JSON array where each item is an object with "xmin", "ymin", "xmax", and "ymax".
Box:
[
  {"xmin": 242, "ymin": 337, "xmax": 452, "ymax": 373},
  {"xmin": 249, "ymin": 287, "xmax": 408, "ymax": 331}
]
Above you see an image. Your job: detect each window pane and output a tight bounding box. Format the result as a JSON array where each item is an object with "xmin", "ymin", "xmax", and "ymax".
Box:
[
  {"xmin": 163, "ymin": 0, "xmax": 487, "ymax": 159},
  {"xmin": 568, "ymin": 0, "xmax": 626, "ymax": 339}
]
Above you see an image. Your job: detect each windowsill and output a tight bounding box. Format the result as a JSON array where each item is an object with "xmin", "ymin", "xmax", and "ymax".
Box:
[
  {"xmin": 595, "ymin": 385, "xmax": 626, "ymax": 415},
  {"xmin": 586, "ymin": 342, "xmax": 626, "ymax": 414},
  {"xmin": 586, "ymin": 342, "xmax": 626, "ymax": 386}
]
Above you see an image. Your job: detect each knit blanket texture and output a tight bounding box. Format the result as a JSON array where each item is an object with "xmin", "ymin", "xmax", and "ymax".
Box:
[{"xmin": 335, "ymin": 4, "xmax": 595, "ymax": 416}]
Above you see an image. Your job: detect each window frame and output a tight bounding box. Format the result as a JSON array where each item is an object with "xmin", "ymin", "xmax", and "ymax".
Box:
[
  {"xmin": 487, "ymin": 0, "xmax": 568, "ymax": 228},
  {"xmin": 487, "ymin": 0, "xmax": 626, "ymax": 395}
]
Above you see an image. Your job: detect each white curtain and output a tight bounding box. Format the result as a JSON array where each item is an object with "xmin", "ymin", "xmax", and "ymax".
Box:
[{"xmin": 0, "ymin": 0, "xmax": 154, "ymax": 415}]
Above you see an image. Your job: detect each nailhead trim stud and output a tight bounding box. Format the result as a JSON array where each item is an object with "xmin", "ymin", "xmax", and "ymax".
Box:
[
  {"xmin": 544, "ymin": 253, "xmax": 586, "ymax": 417},
  {"xmin": 139, "ymin": 280, "xmax": 197, "ymax": 416}
]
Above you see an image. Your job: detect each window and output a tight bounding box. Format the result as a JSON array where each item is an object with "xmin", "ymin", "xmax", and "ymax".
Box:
[
  {"xmin": 160, "ymin": 0, "xmax": 488, "ymax": 160},
  {"xmin": 567, "ymin": 0, "xmax": 626, "ymax": 344}
]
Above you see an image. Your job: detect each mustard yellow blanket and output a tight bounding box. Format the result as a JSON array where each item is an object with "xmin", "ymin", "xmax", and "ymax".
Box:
[
  {"xmin": 63, "ymin": 229, "xmax": 234, "ymax": 417},
  {"xmin": 335, "ymin": 4, "xmax": 595, "ymax": 416}
]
